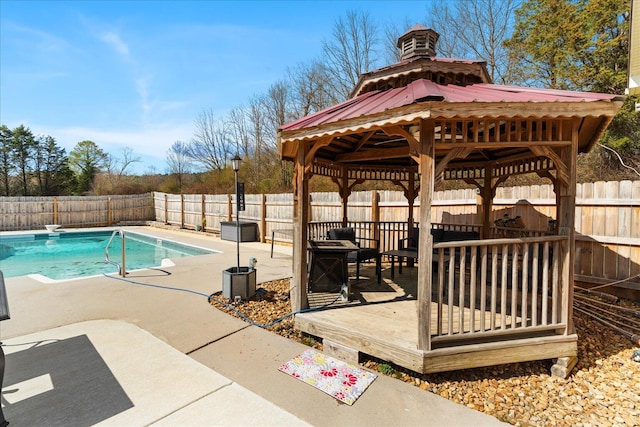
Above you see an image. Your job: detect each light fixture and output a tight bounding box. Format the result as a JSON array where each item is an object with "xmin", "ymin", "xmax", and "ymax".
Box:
[{"xmin": 231, "ymin": 153, "xmax": 242, "ymax": 172}]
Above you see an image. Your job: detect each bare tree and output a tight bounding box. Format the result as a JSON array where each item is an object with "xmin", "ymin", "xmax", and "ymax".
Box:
[
  {"xmin": 262, "ymin": 81, "xmax": 292, "ymax": 150},
  {"xmin": 114, "ymin": 147, "xmax": 141, "ymax": 176},
  {"xmin": 321, "ymin": 10, "xmax": 380, "ymax": 101},
  {"xmin": 166, "ymin": 140, "xmax": 192, "ymax": 191},
  {"xmin": 189, "ymin": 109, "xmax": 232, "ymax": 171},
  {"xmin": 427, "ymin": 0, "xmax": 517, "ymax": 83},
  {"xmin": 381, "ymin": 19, "xmax": 415, "ymax": 65},
  {"xmin": 286, "ymin": 61, "xmax": 334, "ymax": 118},
  {"xmin": 226, "ymin": 106, "xmax": 251, "ymax": 157}
]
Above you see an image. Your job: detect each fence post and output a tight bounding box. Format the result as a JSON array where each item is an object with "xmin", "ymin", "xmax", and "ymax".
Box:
[
  {"xmin": 163, "ymin": 194, "xmax": 168, "ymax": 224},
  {"xmin": 180, "ymin": 194, "xmax": 185, "ymax": 229},
  {"xmin": 261, "ymin": 193, "xmax": 267, "ymax": 243},
  {"xmin": 53, "ymin": 197, "xmax": 58, "ymax": 225},
  {"xmin": 107, "ymin": 196, "xmax": 112, "ymax": 225},
  {"xmin": 201, "ymin": 194, "xmax": 206, "ymax": 231}
]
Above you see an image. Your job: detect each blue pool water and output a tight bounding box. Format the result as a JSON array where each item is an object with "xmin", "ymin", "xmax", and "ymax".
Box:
[{"xmin": 0, "ymin": 230, "xmax": 216, "ymax": 280}]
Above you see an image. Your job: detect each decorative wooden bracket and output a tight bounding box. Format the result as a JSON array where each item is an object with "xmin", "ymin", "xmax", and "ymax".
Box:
[
  {"xmin": 530, "ymin": 146, "xmax": 569, "ymax": 187},
  {"xmin": 434, "ymin": 147, "xmax": 473, "ymax": 186},
  {"xmin": 392, "ymin": 179, "xmax": 420, "ymax": 201},
  {"xmin": 304, "ymin": 137, "xmax": 333, "ymax": 174},
  {"xmin": 332, "ymin": 177, "xmax": 365, "ymax": 200},
  {"xmin": 385, "ymin": 125, "xmax": 420, "ymax": 154},
  {"xmin": 536, "ymin": 170, "xmax": 557, "ymax": 188}
]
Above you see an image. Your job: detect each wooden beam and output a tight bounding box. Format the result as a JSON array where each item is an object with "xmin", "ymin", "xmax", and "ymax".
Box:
[
  {"xmin": 435, "ymin": 140, "xmax": 572, "ymax": 150},
  {"xmin": 335, "ymin": 146, "xmax": 410, "ymax": 162},
  {"xmin": 417, "ymin": 119, "xmax": 435, "ymax": 351},
  {"xmin": 353, "ymin": 131, "xmax": 376, "ymax": 152}
]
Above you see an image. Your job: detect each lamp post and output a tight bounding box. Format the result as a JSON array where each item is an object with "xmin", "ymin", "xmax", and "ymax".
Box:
[{"xmin": 232, "ymin": 153, "xmax": 242, "ymax": 272}]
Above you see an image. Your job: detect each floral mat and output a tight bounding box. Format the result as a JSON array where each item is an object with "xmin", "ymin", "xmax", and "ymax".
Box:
[{"xmin": 278, "ymin": 349, "xmax": 377, "ymax": 405}]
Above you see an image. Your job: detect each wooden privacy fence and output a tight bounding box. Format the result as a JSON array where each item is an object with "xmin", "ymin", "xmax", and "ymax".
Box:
[
  {"xmin": 0, "ymin": 183, "xmax": 635, "ymax": 286},
  {"xmin": 0, "ymin": 194, "xmax": 155, "ymax": 231},
  {"xmin": 154, "ymin": 180, "xmax": 639, "ymax": 286}
]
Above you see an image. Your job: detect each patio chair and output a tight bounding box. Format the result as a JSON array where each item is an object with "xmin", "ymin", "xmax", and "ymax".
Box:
[{"xmin": 327, "ymin": 227, "xmax": 381, "ymax": 283}]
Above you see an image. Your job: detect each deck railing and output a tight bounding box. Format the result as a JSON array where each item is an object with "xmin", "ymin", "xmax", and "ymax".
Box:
[
  {"xmin": 308, "ymin": 221, "xmax": 412, "ymax": 252},
  {"xmin": 308, "ymin": 221, "xmax": 480, "ymax": 252},
  {"xmin": 431, "ymin": 235, "xmax": 568, "ymax": 347}
]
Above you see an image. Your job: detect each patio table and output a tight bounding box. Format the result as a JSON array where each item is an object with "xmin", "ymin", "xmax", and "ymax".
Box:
[{"xmin": 307, "ymin": 240, "xmax": 358, "ymax": 293}]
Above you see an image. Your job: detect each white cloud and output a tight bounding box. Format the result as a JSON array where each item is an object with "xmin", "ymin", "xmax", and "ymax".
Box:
[{"xmin": 101, "ymin": 31, "xmax": 130, "ymax": 59}]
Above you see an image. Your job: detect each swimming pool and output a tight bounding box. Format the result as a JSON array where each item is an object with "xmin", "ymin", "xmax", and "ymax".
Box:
[{"xmin": 0, "ymin": 230, "xmax": 216, "ymax": 281}]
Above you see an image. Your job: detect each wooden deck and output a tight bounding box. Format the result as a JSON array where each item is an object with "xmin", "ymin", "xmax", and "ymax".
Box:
[{"xmin": 296, "ymin": 264, "xmax": 577, "ymax": 374}]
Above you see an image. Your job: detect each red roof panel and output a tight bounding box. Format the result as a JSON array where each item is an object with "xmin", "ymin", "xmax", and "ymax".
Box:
[{"xmin": 279, "ymin": 81, "xmax": 619, "ymax": 132}]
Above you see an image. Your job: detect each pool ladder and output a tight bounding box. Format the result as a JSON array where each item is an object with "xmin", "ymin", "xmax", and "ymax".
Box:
[{"xmin": 104, "ymin": 229, "xmax": 126, "ymax": 276}]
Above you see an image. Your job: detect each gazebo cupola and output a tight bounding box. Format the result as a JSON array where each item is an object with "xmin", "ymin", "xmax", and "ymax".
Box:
[
  {"xmin": 397, "ymin": 24, "xmax": 439, "ymax": 60},
  {"xmin": 350, "ymin": 27, "xmax": 491, "ymax": 97}
]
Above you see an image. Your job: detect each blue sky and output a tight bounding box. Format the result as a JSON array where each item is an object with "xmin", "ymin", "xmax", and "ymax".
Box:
[{"xmin": 1, "ymin": 0, "xmax": 429, "ymax": 174}]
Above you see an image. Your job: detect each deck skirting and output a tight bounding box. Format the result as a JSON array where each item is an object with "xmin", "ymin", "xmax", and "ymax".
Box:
[{"xmin": 295, "ymin": 303, "xmax": 577, "ymax": 375}]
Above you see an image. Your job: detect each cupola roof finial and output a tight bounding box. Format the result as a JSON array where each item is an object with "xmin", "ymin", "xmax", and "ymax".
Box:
[{"xmin": 397, "ymin": 24, "xmax": 439, "ymax": 60}]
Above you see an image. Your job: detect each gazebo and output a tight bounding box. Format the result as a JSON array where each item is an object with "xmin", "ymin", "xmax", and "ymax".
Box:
[{"xmin": 278, "ymin": 25, "xmax": 623, "ymax": 376}]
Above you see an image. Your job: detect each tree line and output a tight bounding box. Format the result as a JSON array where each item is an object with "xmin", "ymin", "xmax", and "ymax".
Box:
[
  {"xmin": 0, "ymin": 124, "xmax": 149, "ymax": 196},
  {"xmin": 3, "ymin": 0, "xmax": 636, "ymax": 196}
]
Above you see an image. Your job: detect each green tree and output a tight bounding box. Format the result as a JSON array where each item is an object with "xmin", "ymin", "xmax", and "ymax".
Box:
[
  {"xmin": 33, "ymin": 135, "xmax": 76, "ymax": 195},
  {"xmin": 576, "ymin": 0, "xmax": 630, "ymax": 94},
  {"xmin": 505, "ymin": 0, "xmax": 629, "ymax": 92},
  {"xmin": 505, "ymin": 0, "xmax": 635, "ymax": 181},
  {"xmin": 11, "ymin": 125, "xmax": 37, "ymax": 196},
  {"xmin": 68, "ymin": 140, "xmax": 108, "ymax": 194},
  {"xmin": 0, "ymin": 125, "xmax": 13, "ymax": 196},
  {"xmin": 504, "ymin": 0, "xmax": 584, "ymax": 89}
]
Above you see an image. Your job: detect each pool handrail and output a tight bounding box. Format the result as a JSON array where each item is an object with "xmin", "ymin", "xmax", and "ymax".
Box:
[{"xmin": 104, "ymin": 229, "xmax": 127, "ymax": 276}]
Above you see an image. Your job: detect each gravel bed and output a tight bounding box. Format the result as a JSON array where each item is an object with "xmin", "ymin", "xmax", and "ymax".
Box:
[{"xmin": 210, "ymin": 279, "xmax": 640, "ymax": 426}]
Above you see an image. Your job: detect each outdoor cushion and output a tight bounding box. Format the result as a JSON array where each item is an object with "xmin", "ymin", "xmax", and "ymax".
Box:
[{"xmin": 327, "ymin": 227, "xmax": 356, "ymax": 242}]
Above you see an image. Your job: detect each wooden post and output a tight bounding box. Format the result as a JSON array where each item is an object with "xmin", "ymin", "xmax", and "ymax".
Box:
[
  {"xmin": 53, "ymin": 197, "xmax": 58, "ymax": 225},
  {"xmin": 557, "ymin": 119, "xmax": 578, "ymax": 334},
  {"xmin": 180, "ymin": 194, "xmax": 185, "ymax": 229},
  {"xmin": 341, "ymin": 166, "xmax": 349, "ymax": 227},
  {"xmin": 417, "ymin": 119, "xmax": 435, "ymax": 351},
  {"xmin": 227, "ymin": 194, "xmax": 233, "ymax": 221},
  {"xmin": 201, "ymin": 194, "xmax": 206, "ymax": 231},
  {"xmin": 408, "ymin": 171, "xmax": 416, "ymax": 231},
  {"xmin": 371, "ymin": 190, "xmax": 380, "ymax": 242},
  {"xmin": 480, "ymin": 164, "xmax": 494, "ymax": 239},
  {"xmin": 107, "ymin": 196, "xmax": 112, "ymax": 226},
  {"xmin": 550, "ymin": 118, "xmax": 579, "ymax": 377},
  {"xmin": 292, "ymin": 143, "xmax": 310, "ymax": 312},
  {"xmin": 164, "ymin": 194, "xmax": 168, "ymax": 224},
  {"xmin": 261, "ymin": 193, "xmax": 267, "ymax": 243}
]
